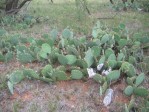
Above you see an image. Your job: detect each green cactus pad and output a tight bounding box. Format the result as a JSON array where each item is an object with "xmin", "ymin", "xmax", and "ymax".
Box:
[
  {"xmin": 84, "ymin": 48, "xmax": 94, "ymax": 67},
  {"xmin": 105, "ymin": 48, "xmax": 114, "ymax": 59},
  {"xmin": 17, "ymin": 51, "xmax": 35, "ymax": 63},
  {"xmin": 41, "ymin": 65, "xmax": 53, "ymax": 77},
  {"xmin": 41, "ymin": 43, "xmax": 51, "ymax": 54},
  {"xmin": 99, "ymin": 55, "xmax": 106, "ymax": 64},
  {"xmin": 67, "ymin": 46, "xmax": 79, "ymax": 56},
  {"xmin": 124, "ymin": 86, "xmax": 133, "ymax": 96},
  {"xmin": 126, "ymin": 77, "xmax": 135, "ymax": 86},
  {"xmin": 53, "ymin": 71, "xmax": 68, "ymax": 81},
  {"xmin": 133, "ymin": 87, "xmax": 149, "ymax": 97},
  {"xmin": 100, "ymin": 34, "xmax": 110, "ymax": 44},
  {"xmin": 135, "ymin": 73, "xmax": 145, "ymax": 87},
  {"xmin": 93, "ymin": 74, "xmax": 103, "ymax": 83},
  {"xmin": 121, "ymin": 62, "xmax": 136, "ymax": 77},
  {"xmin": 75, "ymin": 59, "xmax": 88, "ymax": 68},
  {"xmin": 5, "ymin": 52, "xmax": 13, "ymax": 62},
  {"xmin": 56, "ymin": 66, "xmax": 66, "ymax": 72},
  {"xmin": 66, "ymin": 55, "xmax": 77, "ymax": 65},
  {"xmin": 117, "ymin": 53, "xmax": 125, "ymax": 61},
  {"xmin": 108, "ymin": 60, "xmax": 117, "ymax": 69},
  {"xmin": 58, "ymin": 54, "xmax": 68, "ymax": 65},
  {"xmin": 71, "ymin": 70, "xmax": 84, "ymax": 80},
  {"xmin": 9, "ymin": 70, "xmax": 25, "ymax": 84},
  {"xmin": 62, "ymin": 28, "xmax": 73, "ymax": 39},
  {"xmin": 50, "ymin": 29, "xmax": 58, "ymax": 41},
  {"xmin": 91, "ymin": 46, "xmax": 101, "ymax": 57},
  {"xmin": 23, "ymin": 69, "xmax": 39, "ymax": 79},
  {"xmin": 118, "ymin": 39, "xmax": 127, "ymax": 48},
  {"xmin": 108, "ymin": 54, "xmax": 116, "ymax": 61},
  {"xmin": 128, "ymin": 56, "xmax": 136, "ymax": 65},
  {"xmin": 102, "ymin": 81, "xmax": 108, "ymax": 94},
  {"xmin": 7, "ymin": 81, "xmax": 14, "ymax": 94},
  {"xmin": 106, "ymin": 70, "xmax": 120, "ymax": 82}
]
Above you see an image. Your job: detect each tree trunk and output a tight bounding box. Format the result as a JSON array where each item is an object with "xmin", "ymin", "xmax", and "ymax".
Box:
[
  {"xmin": 5, "ymin": 0, "xmax": 13, "ymax": 11},
  {"xmin": 82, "ymin": 0, "xmax": 90, "ymax": 15},
  {"xmin": 131, "ymin": 0, "xmax": 134, "ymax": 3},
  {"xmin": 12, "ymin": 0, "xmax": 19, "ymax": 9},
  {"xmin": 110, "ymin": 0, "xmax": 135, "ymax": 11},
  {"xmin": 110, "ymin": 0, "xmax": 114, "ymax": 4},
  {"xmin": 18, "ymin": 0, "xmax": 31, "ymax": 9},
  {"xmin": 5, "ymin": 0, "xmax": 31, "ymax": 14}
]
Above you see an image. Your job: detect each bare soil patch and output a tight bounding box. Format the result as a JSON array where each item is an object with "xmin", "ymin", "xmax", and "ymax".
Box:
[{"xmin": 0, "ymin": 60, "xmax": 130, "ymax": 112}]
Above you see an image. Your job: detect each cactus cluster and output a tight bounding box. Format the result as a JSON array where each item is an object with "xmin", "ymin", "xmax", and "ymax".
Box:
[
  {"xmin": 124, "ymin": 73, "xmax": 148, "ymax": 97},
  {"xmin": 3, "ymin": 22, "xmax": 148, "ymax": 111}
]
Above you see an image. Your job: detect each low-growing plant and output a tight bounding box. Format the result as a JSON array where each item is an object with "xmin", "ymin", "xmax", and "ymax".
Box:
[{"xmin": 2, "ymin": 21, "xmax": 148, "ymax": 111}]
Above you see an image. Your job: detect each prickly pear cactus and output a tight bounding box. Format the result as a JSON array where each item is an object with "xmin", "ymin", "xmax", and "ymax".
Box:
[
  {"xmin": 121, "ymin": 62, "xmax": 136, "ymax": 77},
  {"xmin": 5, "ymin": 22, "xmax": 149, "ymax": 109},
  {"xmin": 106, "ymin": 70, "xmax": 120, "ymax": 82},
  {"xmin": 71, "ymin": 70, "xmax": 84, "ymax": 79},
  {"xmin": 124, "ymin": 86, "xmax": 133, "ymax": 96},
  {"xmin": 53, "ymin": 70, "xmax": 68, "ymax": 81},
  {"xmin": 41, "ymin": 65, "xmax": 53, "ymax": 77},
  {"xmin": 66, "ymin": 55, "xmax": 77, "ymax": 65},
  {"xmin": 84, "ymin": 48, "xmax": 94, "ymax": 67},
  {"xmin": 17, "ymin": 51, "xmax": 35, "ymax": 63},
  {"xmin": 58, "ymin": 54, "xmax": 68, "ymax": 65}
]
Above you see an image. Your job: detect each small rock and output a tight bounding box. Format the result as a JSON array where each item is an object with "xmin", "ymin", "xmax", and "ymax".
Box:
[
  {"xmin": 87, "ymin": 68, "xmax": 96, "ymax": 78},
  {"xmin": 97, "ymin": 63, "xmax": 104, "ymax": 71},
  {"xmin": 103, "ymin": 89, "xmax": 114, "ymax": 106},
  {"xmin": 102, "ymin": 68, "xmax": 112, "ymax": 76}
]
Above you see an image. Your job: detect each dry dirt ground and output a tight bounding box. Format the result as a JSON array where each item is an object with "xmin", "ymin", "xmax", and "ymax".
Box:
[{"xmin": 0, "ymin": 58, "xmax": 130, "ymax": 112}]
